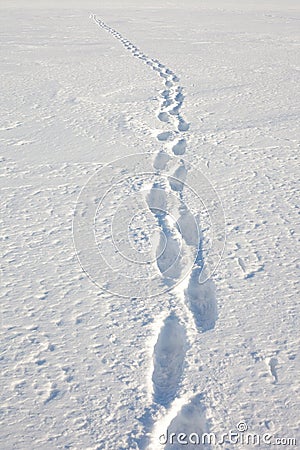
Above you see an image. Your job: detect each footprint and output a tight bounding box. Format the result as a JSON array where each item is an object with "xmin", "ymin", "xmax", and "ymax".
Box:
[
  {"xmin": 176, "ymin": 205, "xmax": 200, "ymax": 246},
  {"xmin": 169, "ymin": 105, "xmax": 181, "ymax": 115},
  {"xmin": 153, "ymin": 150, "xmax": 170, "ymax": 170},
  {"xmin": 178, "ymin": 120, "xmax": 190, "ymax": 132},
  {"xmin": 146, "ymin": 184, "xmax": 167, "ymax": 216},
  {"xmin": 152, "ymin": 313, "xmax": 187, "ymax": 407},
  {"xmin": 185, "ymin": 273, "xmax": 217, "ymax": 332},
  {"xmin": 175, "ymin": 92, "xmax": 184, "ymax": 103},
  {"xmin": 172, "ymin": 139, "xmax": 187, "ymax": 155},
  {"xmin": 157, "ymin": 131, "xmax": 173, "ymax": 142},
  {"xmin": 158, "ymin": 112, "xmax": 169, "ymax": 123},
  {"xmin": 267, "ymin": 357, "xmax": 279, "ymax": 383},
  {"xmin": 160, "ymin": 72, "xmax": 168, "ymax": 79},
  {"xmin": 161, "ymin": 90, "xmax": 171, "ymax": 99},
  {"xmin": 162, "ymin": 99, "xmax": 173, "ymax": 108},
  {"xmin": 156, "ymin": 225, "xmax": 182, "ymax": 280},
  {"xmin": 169, "ymin": 162, "xmax": 187, "ymax": 192},
  {"xmin": 162, "ymin": 394, "xmax": 211, "ymax": 449}
]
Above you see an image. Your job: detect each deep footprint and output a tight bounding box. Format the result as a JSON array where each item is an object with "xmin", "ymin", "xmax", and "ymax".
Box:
[
  {"xmin": 178, "ymin": 119, "xmax": 190, "ymax": 132},
  {"xmin": 163, "ymin": 394, "xmax": 211, "ymax": 449},
  {"xmin": 172, "ymin": 139, "xmax": 187, "ymax": 155},
  {"xmin": 146, "ymin": 184, "xmax": 167, "ymax": 216},
  {"xmin": 169, "ymin": 163, "xmax": 187, "ymax": 192},
  {"xmin": 176, "ymin": 204, "xmax": 200, "ymax": 247},
  {"xmin": 185, "ymin": 271, "xmax": 217, "ymax": 332},
  {"xmin": 158, "ymin": 111, "xmax": 169, "ymax": 123},
  {"xmin": 157, "ymin": 131, "xmax": 173, "ymax": 142},
  {"xmin": 153, "ymin": 151, "xmax": 170, "ymax": 171},
  {"xmin": 152, "ymin": 313, "xmax": 187, "ymax": 407},
  {"xmin": 156, "ymin": 226, "xmax": 182, "ymax": 280}
]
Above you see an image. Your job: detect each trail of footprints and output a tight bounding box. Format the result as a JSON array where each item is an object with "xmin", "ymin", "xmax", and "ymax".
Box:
[{"xmin": 92, "ymin": 15, "xmax": 216, "ymax": 448}]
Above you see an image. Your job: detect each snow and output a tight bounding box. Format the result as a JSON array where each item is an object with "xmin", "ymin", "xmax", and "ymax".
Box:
[{"xmin": 1, "ymin": 1, "xmax": 299, "ymax": 449}]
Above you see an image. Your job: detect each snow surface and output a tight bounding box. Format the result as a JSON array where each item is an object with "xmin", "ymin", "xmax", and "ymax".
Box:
[{"xmin": 1, "ymin": 1, "xmax": 299, "ymax": 449}]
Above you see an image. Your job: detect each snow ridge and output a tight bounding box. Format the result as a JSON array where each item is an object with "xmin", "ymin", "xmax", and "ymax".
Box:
[{"xmin": 92, "ymin": 14, "xmax": 217, "ymax": 448}]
